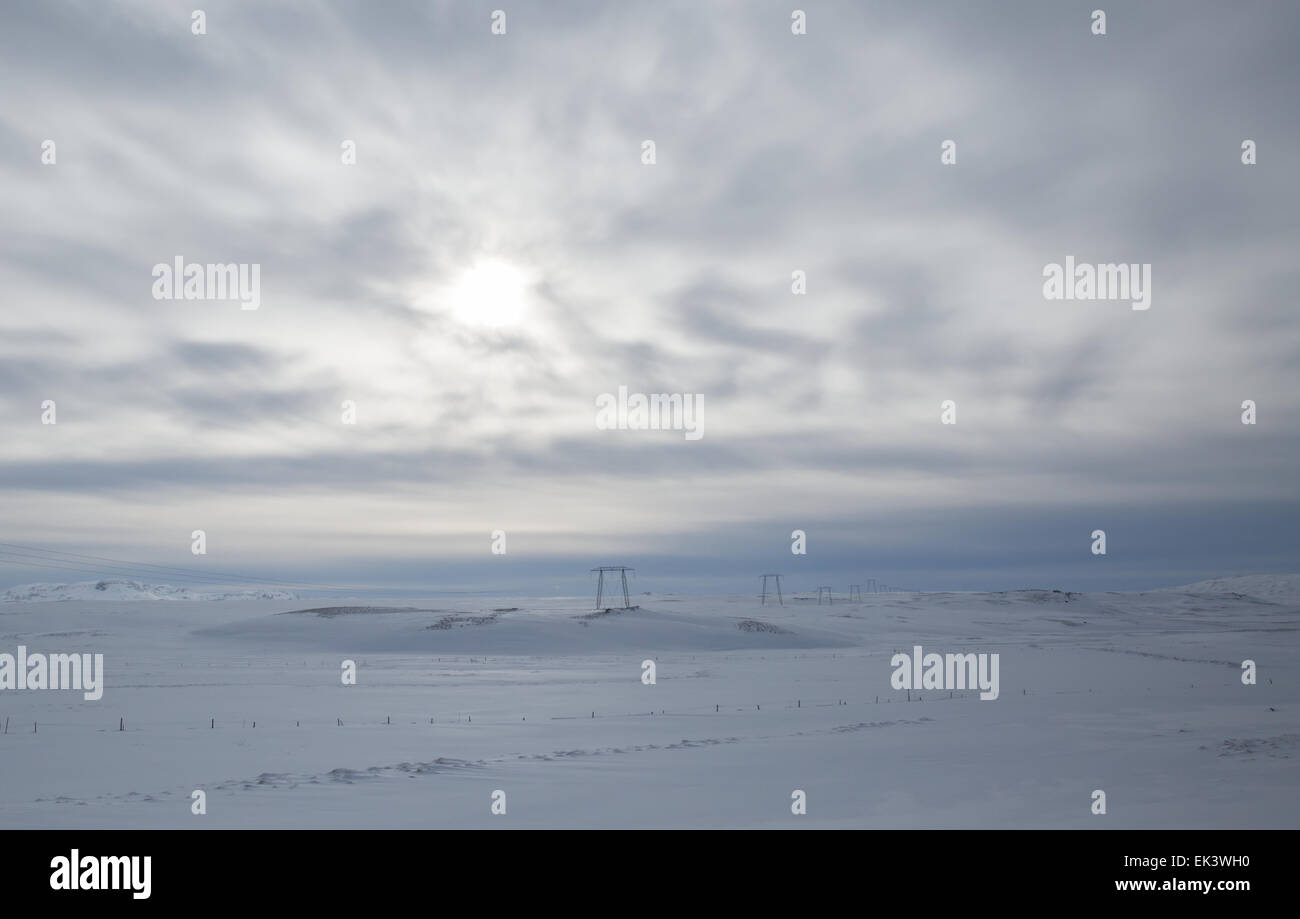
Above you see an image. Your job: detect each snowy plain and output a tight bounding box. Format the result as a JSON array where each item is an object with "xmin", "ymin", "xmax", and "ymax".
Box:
[{"xmin": 0, "ymin": 576, "xmax": 1296, "ymax": 828}]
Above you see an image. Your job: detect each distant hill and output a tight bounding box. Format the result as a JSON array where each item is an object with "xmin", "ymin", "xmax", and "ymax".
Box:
[
  {"xmin": 2, "ymin": 578, "xmax": 297, "ymax": 602},
  {"xmin": 1170, "ymin": 574, "xmax": 1300, "ymax": 604}
]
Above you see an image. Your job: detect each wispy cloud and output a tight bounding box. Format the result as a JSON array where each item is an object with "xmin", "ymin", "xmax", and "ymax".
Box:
[{"xmin": 1, "ymin": 0, "xmax": 1297, "ymax": 589}]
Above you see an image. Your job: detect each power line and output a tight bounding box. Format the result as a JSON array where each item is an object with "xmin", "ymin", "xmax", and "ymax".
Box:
[
  {"xmin": 0, "ymin": 550, "xmax": 312, "ymax": 590},
  {"xmin": 0, "ymin": 548, "xmax": 240, "ymax": 586},
  {"xmin": 0, "ymin": 541, "xmax": 369, "ymax": 592},
  {"xmin": 0, "ymin": 540, "xmax": 317, "ymax": 588}
]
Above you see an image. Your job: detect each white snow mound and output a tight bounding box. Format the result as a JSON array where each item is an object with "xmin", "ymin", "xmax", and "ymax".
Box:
[{"xmin": 1170, "ymin": 574, "xmax": 1300, "ymax": 604}]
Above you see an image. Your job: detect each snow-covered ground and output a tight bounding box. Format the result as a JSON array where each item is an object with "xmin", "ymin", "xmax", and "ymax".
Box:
[{"xmin": 0, "ymin": 577, "xmax": 1296, "ymax": 828}]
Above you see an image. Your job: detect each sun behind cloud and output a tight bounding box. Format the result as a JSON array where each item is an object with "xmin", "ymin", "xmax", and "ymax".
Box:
[{"xmin": 442, "ymin": 258, "xmax": 532, "ymax": 330}]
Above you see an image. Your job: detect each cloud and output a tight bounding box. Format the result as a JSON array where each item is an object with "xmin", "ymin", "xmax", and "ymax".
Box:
[{"xmin": 0, "ymin": 0, "xmax": 1296, "ymax": 590}]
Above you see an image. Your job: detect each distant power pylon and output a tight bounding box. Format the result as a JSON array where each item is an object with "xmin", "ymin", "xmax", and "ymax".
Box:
[
  {"xmin": 760, "ymin": 574, "xmax": 784, "ymax": 606},
  {"xmin": 817, "ymin": 586, "xmax": 833, "ymax": 605},
  {"xmin": 591, "ymin": 566, "xmax": 635, "ymax": 609},
  {"xmin": 849, "ymin": 584, "xmax": 863, "ymax": 602},
  {"xmin": 866, "ymin": 578, "xmax": 878, "ymax": 593}
]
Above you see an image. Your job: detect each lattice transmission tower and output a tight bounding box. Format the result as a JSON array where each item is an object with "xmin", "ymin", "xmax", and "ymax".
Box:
[
  {"xmin": 760, "ymin": 573, "xmax": 784, "ymax": 606},
  {"xmin": 591, "ymin": 566, "xmax": 635, "ymax": 610}
]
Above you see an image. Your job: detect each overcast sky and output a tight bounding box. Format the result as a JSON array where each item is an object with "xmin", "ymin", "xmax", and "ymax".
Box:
[{"xmin": 1, "ymin": 1, "xmax": 1297, "ymax": 594}]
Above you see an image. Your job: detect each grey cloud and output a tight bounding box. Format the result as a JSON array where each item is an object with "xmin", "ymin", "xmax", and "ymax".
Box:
[{"xmin": 0, "ymin": 0, "xmax": 1296, "ymax": 589}]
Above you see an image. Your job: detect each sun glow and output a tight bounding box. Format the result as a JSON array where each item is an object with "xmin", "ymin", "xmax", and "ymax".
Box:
[{"xmin": 445, "ymin": 259, "xmax": 531, "ymax": 329}]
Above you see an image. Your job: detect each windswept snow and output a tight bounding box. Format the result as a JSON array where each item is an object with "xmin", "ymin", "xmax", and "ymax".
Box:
[
  {"xmin": 0, "ymin": 579, "xmax": 1294, "ymax": 828},
  {"xmin": 194, "ymin": 600, "xmax": 848, "ymax": 653}
]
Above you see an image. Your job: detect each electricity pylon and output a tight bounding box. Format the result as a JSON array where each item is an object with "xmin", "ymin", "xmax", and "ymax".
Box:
[
  {"xmin": 591, "ymin": 566, "xmax": 634, "ymax": 609},
  {"xmin": 760, "ymin": 574, "xmax": 784, "ymax": 606}
]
